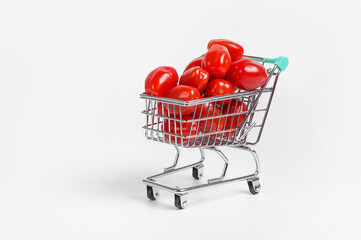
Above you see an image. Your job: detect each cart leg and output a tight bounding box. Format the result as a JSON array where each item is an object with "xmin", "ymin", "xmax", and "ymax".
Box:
[
  {"xmin": 192, "ymin": 164, "xmax": 204, "ymax": 179},
  {"xmin": 247, "ymin": 177, "xmax": 261, "ymax": 194},
  {"xmin": 174, "ymin": 193, "xmax": 189, "ymax": 209},
  {"xmin": 237, "ymin": 145, "xmax": 261, "ymax": 194},
  {"xmin": 146, "ymin": 186, "xmax": 159, "ymax": 200},
  {"xmin": 206, "ymin": 147, "xmax": 229, "ymax": 183},
  {"xmin": 164, "ymin": 145, "xmax": 180, "ymax": 172},
  {"xmin": 192, "ymin": 148, "xmax": 205, "ymax": 180}
]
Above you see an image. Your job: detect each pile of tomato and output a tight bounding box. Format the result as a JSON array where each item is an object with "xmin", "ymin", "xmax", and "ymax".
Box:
[{"xmin": 144, "ymin": 39, "xmax": 268, "ymax": 142}]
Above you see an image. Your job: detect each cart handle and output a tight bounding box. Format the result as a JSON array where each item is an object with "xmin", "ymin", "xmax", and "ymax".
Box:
[{"xmin": 244, "ymin": 56, "xmax": 289, "ymax": 71}]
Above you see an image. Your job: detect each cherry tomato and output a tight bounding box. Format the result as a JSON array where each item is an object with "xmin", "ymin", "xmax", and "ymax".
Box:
[
  {"xmin": 194, "ymin": 98, "xmax": 215, "ymax": 118},
  {"xmin": 157, "ymin": 102, "xmax": 169, "ymax": 116},
  {"xmin": 193, "ymin": 100, "xmax": 225, "ymax": 138},
  {"xmin": 164, "ymin": 85, "xmax": 201, "ymax": 117},
  {"xmin": 208, "ymin": 39, "xmax": 244, "ymax": 62},
  {"xmin": 204, "ymin": 79, "xmax": 235, "ymax": 105},
  {"xmin": 163, "ymin": 115, "xmax": 200, "ymax": 144},
  {"xmin": 222, "ymin": 99, "xmax": 248, "ymax": 138},
  {"xmin": 179, "ymin": 67, "xmax": 209, "ymax": 93},
  {"xmin": 201, "ymin": 44, "xmax": 231, "ymax": 78},
  {"xmin": 184, "ymin": 55, "xmax": 204, "ymax": 72},
  {"xmin": 198, "ymin": 106, "xmax": 225, "ymax": 139},
  {"xmin": 145, "ymin": 66, "xmax": 178, "ymax": 97},
  {"xmin": 229, "ymin": 59, "xmax": 268, "ymax": 91}
]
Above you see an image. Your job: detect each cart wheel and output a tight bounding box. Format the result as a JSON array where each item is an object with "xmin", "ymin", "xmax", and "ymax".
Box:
[
  {"xmin": 174, "ymin": 194, "xmax": 188, "ymax": 209},
  {"xmin": 247, "ymin": 177, "xmax": 261, "ymax": 195},
  {"xmin": 192, "ymin": 164, "xmax": 204, "ymax": 180},
  {"xmin": 146, "ymin": 186, "xmax": 159, "ymax": 200}
]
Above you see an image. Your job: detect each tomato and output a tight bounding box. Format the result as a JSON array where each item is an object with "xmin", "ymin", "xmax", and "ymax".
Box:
[
  {"xmin": 179, "ymin": 67, "xmax": 209, "ymax": 93},
  {"xmin": 157, "ymin": 102, "xmax": 169, "ymax": 116},
  {"xmin": 193, "ymin": 100, "xmax": 226, "ymax": 138},
  {"xmin": 201, "ymin": 44, "xmax": 231, "ymax": 78},
  {"xmin": 164, "ymin": 85, "xmax": 201, "ymax": 117},
  {"xmin": 194, "ymin": 99, "xmax": 215, "ymax": 118},
  {"xmin": 145, "ymin": 66, "xmax": 178, "ymax": 97},
  {"xmin": 204, "ymin": 79, "xmax": 235, "ymax": 105},
  {"xmin": 222, "ymin": 99, "xmax": 248, "ymax": 138},
  {"xmin": 184, "ymin": 55, "xmax": 204, "ymax": 72},
  {"xmin": 198, "ymin": 106, "xmax": 225, "ymax": 139},
  {"xmin": 229, "ymin": 59, "xmax": 268, "ymax": 91},
  {"xmin": 208, "ymin": 39, "xmax": 244, "ymax": 62},
  {"xmin": 163, "ymin": 115, "xmax": 200, "ymax": 144}
]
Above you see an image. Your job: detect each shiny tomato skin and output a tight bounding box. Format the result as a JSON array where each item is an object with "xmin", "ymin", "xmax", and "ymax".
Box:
[
  {"xmin": 163, "ymin": 115, "xmax": 200, "ymax": 144},
  {"xmin": 201, "ymin": 44, "xmax": 231, "ymax": 78},
  {"xmin": 157, "ymin": 102, "xmax": 169, "ymax": 116},
  {"xmin": 164, "ymin": 85, "xmax": 201, "ymax": 117},
  {"xmin": 193, "ymin": 99, "xmax": 226, "ymax": 138},
  {"xmin": 184, "ymin": 55, "xmax": 204, "ymax": 72},
  {"xmin": 198, "ymin": 106, "xmax": 225, "ymax": 139},
  {"xmin": 179, "ymin": 67, "xmax": 209, "ymax": 93},
  {"xmin": 229, "ymin": 59, "xmax": 268, "ymax": 91},
  {"xmin": 208, "ymin": 39, "xmax": 244, "ymax": 62},
  {"xmin": 194, "ymin": 99, "xmax": 215, "ymax": 118},
  {"xmin": 204, "ymin": 79, "xmax": 235, "ymax": 105},
  {"xmin": 222, "ymin": 99, "xmax": 248, "ymax": 138},
  {"xmin": 145, "ymin": 66, "xmax": 178, "ymax": 97}
]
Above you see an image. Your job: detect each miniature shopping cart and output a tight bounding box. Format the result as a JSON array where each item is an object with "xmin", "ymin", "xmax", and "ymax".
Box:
[{"xmin": 140, "ymin": 55, "xmax": 288, "ymax": 209}]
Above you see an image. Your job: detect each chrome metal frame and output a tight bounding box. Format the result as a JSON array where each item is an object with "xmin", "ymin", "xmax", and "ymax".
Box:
[
  {"xmin": 140, "ymin": 55, "xmax": 282, "ymax": 209},
  {"xmin": 143, "ymin": 145, "xmax": 260, "ymax": 193}
]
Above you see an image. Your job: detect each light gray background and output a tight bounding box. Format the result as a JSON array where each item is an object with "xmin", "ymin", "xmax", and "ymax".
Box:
[{"xmin": 1, "ymin": 0, "xmax": 360, "ymax": 239}]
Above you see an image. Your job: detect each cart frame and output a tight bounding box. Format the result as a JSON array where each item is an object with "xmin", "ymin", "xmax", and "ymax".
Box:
[{"xmin": 140, "ymin": 55, "xmax": 288, "ymax": 209}]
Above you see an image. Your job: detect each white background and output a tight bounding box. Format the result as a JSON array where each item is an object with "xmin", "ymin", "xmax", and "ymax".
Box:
[{"xmin": 1, "ymin": 0, "xmax": 360, "ymax": 239}]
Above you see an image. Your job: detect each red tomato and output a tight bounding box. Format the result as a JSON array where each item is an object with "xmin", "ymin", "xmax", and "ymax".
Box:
[
  {"xmin": 229, "ymin": 59, "xmax": 268, "ymax": 91},
  {"xmin": 164, "ymin": 85, "xmax": 201, "ymax": 117},
  {"xmin": 179, "ymin": 67, "xmax": 209, "ymax": 93},
  {"xmin": 198, "ymin": 106, "xmax": 225, "ymax": 139},
  {"xmin": 222, "ymin": 99, "xmax": 248, "ymax": 138},
  {"xmin": 157, "ymin": 102, "xmax": 169, "ymax": 116},
  {"xmin": 184, "ymin": 55, "xmax": 204, "ymax": 72},
  {"xmin": 204, "ymin": 79, "xmax": 235, "ymax": 105},
  {"xmin": 145, "ymin": 66, "xmax": 178, "ymax": 97},
  {"xmin": 194, "ymin": 99, "xmax": 215, "ymax": 118},
  {"xmin": 163, "ymin": 115, "xmax": 200, "ymax": 144},
  {"xmin": 208, "ymin": 39, "xmax": 244, "ymax": 62},
  {"xmin": 201, "ymin": 44, "xmax": 231, "ymax": 78}
]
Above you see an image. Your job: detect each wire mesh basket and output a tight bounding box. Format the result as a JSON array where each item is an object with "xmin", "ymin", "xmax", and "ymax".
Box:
[{"xmin": 140, "ymin": 55, "xmax": 288, "ymax": 209}]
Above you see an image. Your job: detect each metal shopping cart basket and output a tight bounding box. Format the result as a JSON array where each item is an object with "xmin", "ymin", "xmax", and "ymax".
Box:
[{"xmin": 140, "ymin": 55, "xmax": 289, "ymax": 209}]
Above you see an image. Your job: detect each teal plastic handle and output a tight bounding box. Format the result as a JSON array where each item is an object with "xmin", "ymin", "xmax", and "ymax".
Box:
[{"xmin": 245, "ymin": 56, "xmax": 289, "ymax": 71}]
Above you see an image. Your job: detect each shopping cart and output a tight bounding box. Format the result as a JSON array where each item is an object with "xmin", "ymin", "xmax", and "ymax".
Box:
[{"xmin": 140, "ymin": 55, "xmax": 288, "ymax": 209}]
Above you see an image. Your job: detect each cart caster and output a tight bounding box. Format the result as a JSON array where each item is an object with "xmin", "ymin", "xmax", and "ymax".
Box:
[
  {"xmin": 247, "ymin": 177, "xmax": 261, "ymax": 195},
  {"xmin": 174, "ymin": 194, "xmax": 188, "ymax": 209},
  {"xmin": 146, "ymin": 186, "xmax": 159, "ymax": 200},
  {"xmin": 192, "ymin": 164, "xmax": 204, "ymax": 180}
]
